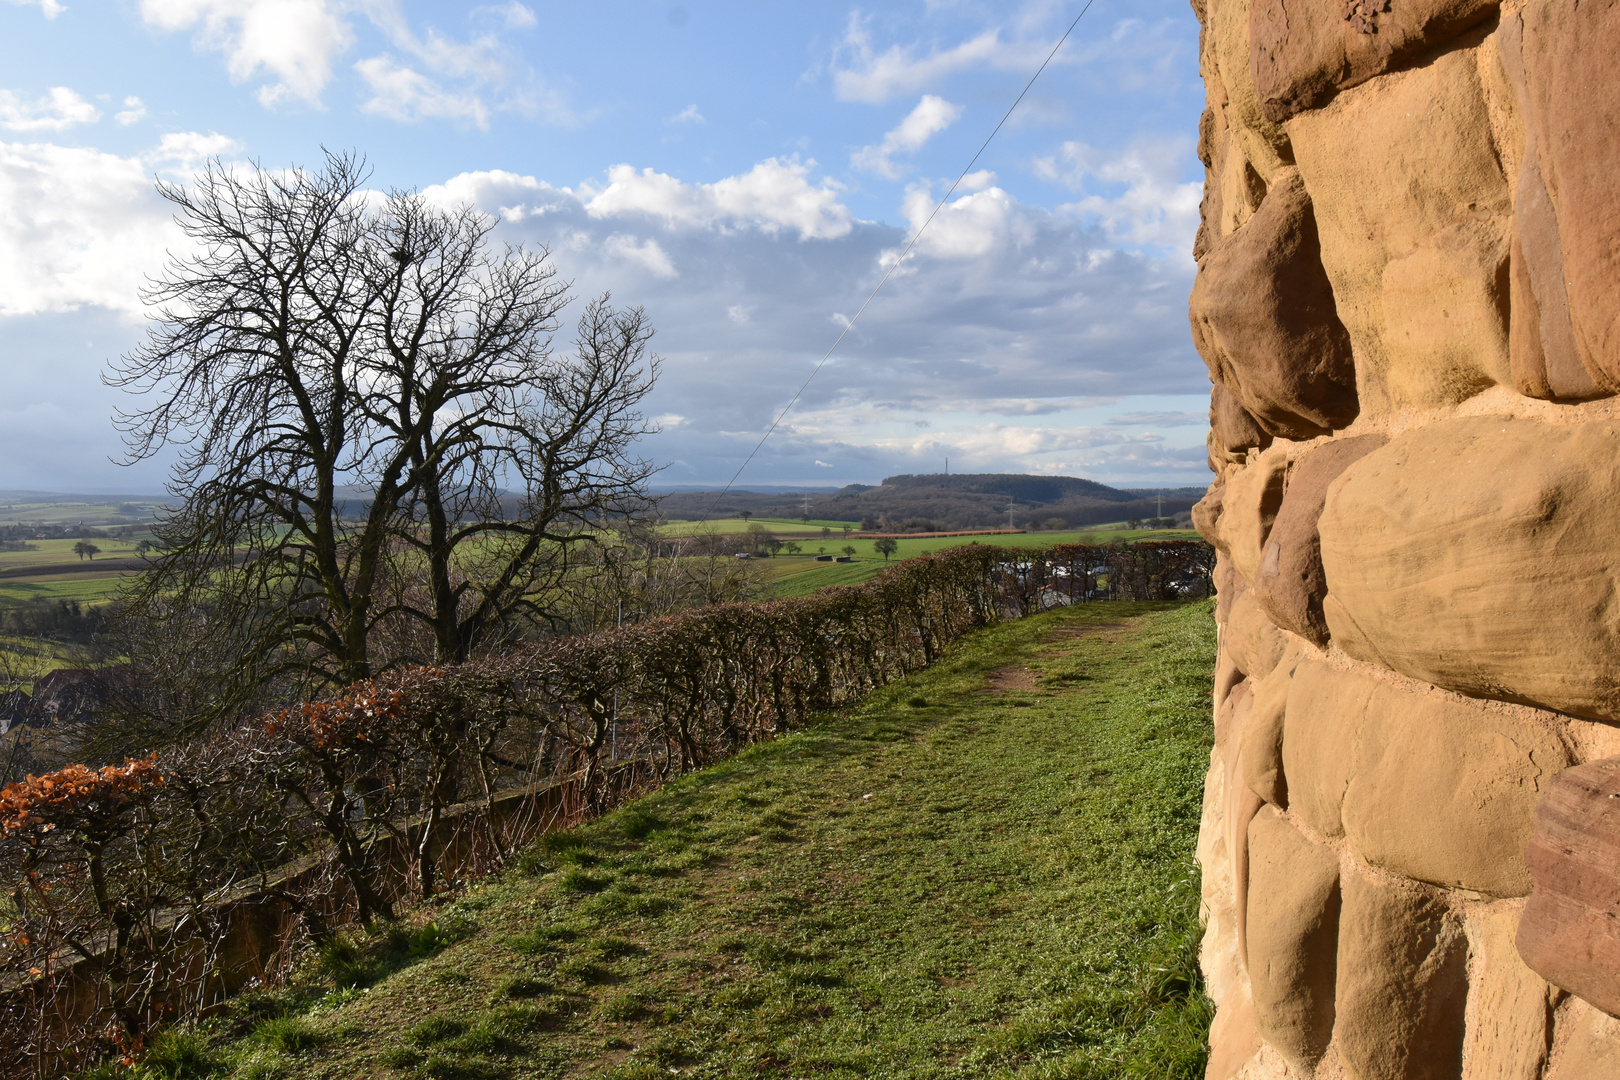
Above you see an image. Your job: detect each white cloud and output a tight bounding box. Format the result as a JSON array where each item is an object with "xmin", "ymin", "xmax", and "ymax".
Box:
[
  {"xmin": 139, "ymin": 0, "xmax": 562, "ymax": 123},
  {"xmin": 355, "ymin": 55, "xmax": 489, "ymax": 127},
  {"xmin": 601, "ymin": 233, "xmax": 678, "ymax": 279},
  {"xmin": 814, "ymin": 460, "xmax": 833, "ymax": 468},
  {"xmin": 0, "ymin": 141, "xmax": 178, "ymax": 317},
  {"xmin": 830, "ymin": 13, "xmax": 1051, "ymax": 103},
  {"xmin": 353, "ymin": 1, "xmax": 569, "ymax": 126},
  {"xmin": 147, "ymin": 130, "xmax": 243, "ymax": 171},
  {"xmin": 851, "ymin": 94, "xmax": 961, "ymax": 179},
  {"xmin": 668, "ymin": 104, "xmax": 704, "ymax": 124},
  {"xmin": 0, "ymin": 87, "xmax": 101, "ymax": 132},
  {"xmin": 868, "ymin": 424, "xmax": 1164, "ymax": 461},
  {"xmin": 1038, "ymin": 137, "xmax": 1201, "ymax": 251},
  {"xmin": 727, "ymin": 305, "xmax": 752, "ymax": 325},
  {"xmin": 474, "ymin": 2, "xmax": 535, "ymax": 30},
  {"xmin": 583, "ymin": 159, "xmax": 852, "ymax": 241},
  {"xmin": 892, "ymin": 181, "xmax": 1030, "ymax": 260},
  {"xmin": 0, "ymin": 131, "xmax": 254, "ymax": 319},
  {"xmin": 3, "ymin": 0, "xmax": 65, "ymax": 17},
  {"xmin": 115, "ymin": 96, "xmax": 148, "ymax": 126},
  {"xmin": 140, "ymin": 0, "xmax": 354, "ymax": 107},
  {"xmin": 419, "ymin": 168, "xmax": 575, "ymax": 222}
]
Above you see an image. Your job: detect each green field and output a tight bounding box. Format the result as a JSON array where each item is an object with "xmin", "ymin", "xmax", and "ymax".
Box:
[
  {"xmin": 145, "ymin": 601, "xmax": 1215, "ymax": 1080},
  {"xmin": 0, "ymin": 538, "xmax": 148, "ymax": 609},
  {"xmin": 0, "ymin": 497, "xmax": 164, "ymax": 528},
  {"xmin": 0, "ymin": 527, "xmax": 1204, "ymax": 612}
]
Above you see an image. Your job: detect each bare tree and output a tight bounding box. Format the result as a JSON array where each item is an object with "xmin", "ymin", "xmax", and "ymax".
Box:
[{"xmin": 108, "ymin": 150, "xmax": 658, "ymax": 700}]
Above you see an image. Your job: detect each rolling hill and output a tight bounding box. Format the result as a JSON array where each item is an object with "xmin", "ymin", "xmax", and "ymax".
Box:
[{"xmin": 655, "ymin": 472, "xmax": 1204, "ymax": 530}]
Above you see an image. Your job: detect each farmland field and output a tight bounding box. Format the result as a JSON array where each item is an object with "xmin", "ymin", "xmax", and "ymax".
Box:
[
  {"xmin": 0, "ymin": 537, "xmax": 149, "ymax": 609},
  {"xmin": 0, "ymin": 495, "xmax": 166, "ymax": 528}
]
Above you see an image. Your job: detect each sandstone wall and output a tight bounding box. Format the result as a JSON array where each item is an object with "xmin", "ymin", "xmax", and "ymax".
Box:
[{"xmin": 1190, "ymin": 2, "xmax": 1620, "ymax": 1077}]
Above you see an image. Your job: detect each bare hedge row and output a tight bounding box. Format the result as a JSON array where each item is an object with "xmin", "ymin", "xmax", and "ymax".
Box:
[{"xmin": 0, "ymin": 540, "xmax": 1211, "ymax": 1070}]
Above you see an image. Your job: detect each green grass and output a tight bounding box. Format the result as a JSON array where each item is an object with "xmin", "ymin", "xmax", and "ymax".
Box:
[
  {"xmin": 0, "ymin": 537, "xmax": 149, "ymax": 610},
  {"xmin": 143, "ymin": 600, "xmax": 1215, "ymax": 1080},
  {"xmin": 0, "ymin": 537, "xmax": 146, "ymax": 568},
  {"xmin": 0, "ymin": 575, "xmax": 132, "ymax": 608}
]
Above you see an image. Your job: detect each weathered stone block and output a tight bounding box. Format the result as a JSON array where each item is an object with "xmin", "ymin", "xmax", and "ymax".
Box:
[
  {"xmin": 1211, "ymin": 381, "xmax": 1273, "ymax": 456},
  {"xmin": 1207, "ymin": 982, "xmax": 1264, "ymax": 1080},
  {"xmin": 1380, "ymin": 218, "xmax": 1512, "ymax": 405},
  {"xmin": 1252, "ymin": 433, "xmax": 1386, "ymax": 645},
  {"xmin": 1320, "ymin": 416, "xmax": 1620, "ymax": 722},
  {"xmin": 1189, "ymin": 169, "xmax": 1359, "ymax": 440},
  {"xmin": 1283, "ymin": 659, "xmax": 1567, "ymax": 895},
  {"xmin": 1499, "ymin": 1, "xmax": 1620, "ymax": 398},
  {"xmin": 1246, "ymin": 805, "xmax": 1339, "ymax": 1071},
  {"xmin": 1281, "ymin": 658, "xmax": 1359, "ymax": 839},
  {"xmin": 1518, "ymin": 757, "xmax": 1620, "ymax": 1019},
  {"xmin": 1205, "ymin": 482, "xmax": 1224, "ymax": 563},
  {"xmin": 1286, "ymin": 44, "xmax": 1512, "ymax": 413},
  {"xmin": 1226, "ymin": 588, "xmax": 1287, "ymax": 681},
  {"xmin": 1210, "ymin": 0, "xmax": 1293, "ymax": 181},
  {"xmin": 1336, "ymin": 866, "xmax": 1468, "ymax": 1080},
  {"xmin": 1545, "ymin": 1005, "xmax": 1620, "ymax": 1080},
  {"xmin": 1250, "ymin": 0, "xmax": 1502, "ymax": 123},
  {"xmin": 1219, "ymin": 448, "xmax": 1290, "ymax": 584},
  {"xmin": 1241, "ymin": 654, "xmax": 1295, "ymax": 809},
  {"xmin": 1463, "ymin": 903, "xmax": 1554, "ymax": 1080}
]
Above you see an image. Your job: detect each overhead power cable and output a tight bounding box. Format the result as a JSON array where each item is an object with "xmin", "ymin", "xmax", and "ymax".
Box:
[{"xmin": 707, "ymin": 0, "xmax": 1100, "ymax": 513}]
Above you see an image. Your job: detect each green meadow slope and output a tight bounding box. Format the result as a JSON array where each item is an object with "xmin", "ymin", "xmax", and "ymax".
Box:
[{"xmin": 149, "ymin": 601, "xmax": 1217, "ymax": 1080}]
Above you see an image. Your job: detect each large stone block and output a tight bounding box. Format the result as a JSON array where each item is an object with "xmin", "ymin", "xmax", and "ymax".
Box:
[
  {"xmin": 1211, "ymin": 381, "xmax": 1273, "ymax": 456},
  {"xmin": 1380, "ymin": 217, "xmax": 1512, "ymax": 405},
  {"xmin": 1462, "ymin": 903, "xmax": 1554, "ymax": 1080},
  {"xmin": 1218, "ymin": 449, "xmax": 1290, "ymax": 584},
  {"xmin": 1189, "ymin": 168, "xmax": 1359, "ymax": 440},
  {"xmin": 1252, "ymin": 434, "xmax": 1386, "ymax": 645},
  {"xmin": 1518, "ymin": 757, "xmax": 1620, "ymax": 1018},
  {"xmin": 1286, "ymin": 44, "xmax": 1512, "ymax": 414},
  {"xmin": 1545, "ymin": 1005, "xmax": 1620, "ymax": 1080},
  {"xmin": 1320, "ymin": 416, "xmax": 1620, "ymax": 722},
  {"xmin": 1196, "ymin": 481, "xmax": 1227, "ymax": 557},
  {"xmin": 1250, "ymin": 0, "xmax": 1502, "ymax": 123},
  {"xmin": 1241, "ymin": 653, "xmax": 1296, "ymax": 809},
  {"xmin": 1210, "ymin": 0, "xmax": 1293, "ymax": 182},
  {"xmin": 1225, "ymin": 587, "xmax": 1288, "ymax": 681},
  {"xmin": 1282, "ymin": 659, "xmax": 1567, "ymax": 896},
  {"xmin": 1498, "ymin": 1, "xmax": 1620, "ymax": 398},
  {"xmin": 1246, "ymin": 805, "xmax": 1340, "ymax": 1071},
  {"xmin": 1336, "ymin": 867, "xmax": 1469, "ymax": 1080},
  {"xmin": 1281, "ymin": 658, "xmax": 1359, "ymax": 839},
  {"xmin": 1207, "ymin": 982, "xmax": 1264, "ymax": 1080}
]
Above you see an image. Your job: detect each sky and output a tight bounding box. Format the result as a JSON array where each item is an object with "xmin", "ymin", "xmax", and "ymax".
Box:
[{"xmin": 0, "ymin": 0, "xmax": 1211, "ymax": 494}]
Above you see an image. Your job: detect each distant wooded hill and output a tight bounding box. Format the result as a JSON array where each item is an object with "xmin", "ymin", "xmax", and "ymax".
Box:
[{"xmin": 655, "ymin": 473, "xmax": 1204, "ymax": 531}]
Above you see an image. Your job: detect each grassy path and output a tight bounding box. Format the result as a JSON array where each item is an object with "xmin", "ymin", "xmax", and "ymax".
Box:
[{"xmin": 198, "ymin": 602, "xmax": 1216, "ymax": 1080}]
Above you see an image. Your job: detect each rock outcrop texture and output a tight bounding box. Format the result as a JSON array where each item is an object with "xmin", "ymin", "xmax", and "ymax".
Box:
[{"xmin": 1190, "ymin": 2, "xmax": 1620, "ymax": 1076}]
